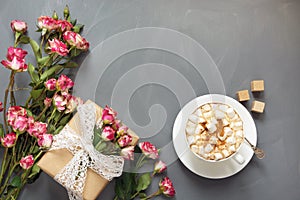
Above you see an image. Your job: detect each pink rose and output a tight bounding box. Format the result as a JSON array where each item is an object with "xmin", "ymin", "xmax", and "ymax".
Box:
[
  {"xmin": 65, "ymin": 96, "xmax": 83, "ymax": 114},
  {"xmin": 48, "ymin": 38, "xmax": 69, "ymax": 56},
  {"xmin": 10, "ymin": 20, "xmax": 27, "ymax": 33},
  {"xmin": 63, "ymin": 31, "xmax": 89, "ymax": 51},
  {"xmin": 121, "ymin": 146, "xmax": 135, "ymax": 160},
  {"xmin": 154, "ymin": 160, "xmax": 167, "ymax": 174},
  {"xmin": 6, "ymin": 47, "xmax": 27, "ymax": 60},
  {"xmin": 27, "ymin": 121, "xmax": 48, "ymax": 138},
  {"xmin": 44, "ymin": 78, "xmax": 57, "ymax": 91},
  {"xmin": 37, "ymin": 16, "xmax": 58, "ymax": 31},
  {"xmin": 102, "ymin": 106, "xmax": 117, "ymax": 124},
  {"xmin": 38, "ymin": 133, "xmax": 53, "ymax": 148},
  {"xmin": 1, "ymin": 56, "xmax": 28, "ymax": 72},
  {"xmin": 12, "ymin": 115, "xmax": 28, "ymax": 133},
  {"xmin": 57, "ymin": 20, "xmax": 73, "ymax": 32},
  {"xmin": 101, "ymin": 126, "xmax": 115, "ymax": 141},
  {"xmin": 56, "ymin": 74, "xmax": 74, "ymax": 91},
  {"xmin": 139, "ymin": 141, "xmax": 159, "ymax": 159},
  {"xmin": 20, "ymin": 155, "xmax": 34, "ymax": 170},
  {"xmin": 117, "ymin": 125, "xmax": 128, "ymax": 136},
  {"xmin": 117, "ymin": 134, "xmax": 132, "ymax": 147},
  {"xmin": 53, "ymin": 93, "xmax": 67, "ymax": 112},
  {"xmin": 0, "ymin": 101, "xmax": 3, "ymax": 112},
  {"xmin": 44, "ymin": 97, "xmax": 52, "ymax": 107},
  {"xmin": 1, "ymin": 132, "xmax": 17, "ymax": 148},
  {"xmin": 159, "ymin": 177, "xmax": 176, "ymax": 197},
  {"xmin": 7, "ymin": 106, "xmax": 27, "ymax": 126}
]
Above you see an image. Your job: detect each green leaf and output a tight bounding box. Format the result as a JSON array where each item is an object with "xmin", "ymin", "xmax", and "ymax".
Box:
[
  {"xmin": 0, "ymin": 124, "xmax": 4, "ymax": 138},
  {"xmin": 70, "ymin": 48, "xmax": 82, "ymax": 57},
  {"xmin": 115, "ymin": 173, "xmax": 137, "ymax": 200},
  {"xmin": 70, "ymin": 19, "xmax": 77, "ymax": 26},
  {"xmin": 136, "ymin": 173, "xmax": 151, "ymax": 192},
  {"xmin": 31, "ymin": 163, "xmax": 41, "ymax": 174},
  {"xmin": 54, "ymin": 125, "xmax": 64, "ymax": 135},
  {"xmin": 28, "ymin": 63, "xmax": 39, "ymax": 83},
  {"xmin": 19, "ymin": 35, "xmax": 30, "ymax": 44},
  {"xmin": 38, "ymin": 56, "xmax": 51, "ymax": 66},
  {"xmin": 40, "ymin": 65, "xmax": 63, "ymax": 81},
  {"xmin": 63, "ymin": 61, "xmax": 78, "ymax": 68},
  {"xmin": 11, "ymin": 176, "xmax": 21, "ymax": 188},
  {"xmin": 30, "ymin": 89, "xmax": 44, "ymax": 100},
  {"xmin": 139, "ymin": 193, "xmax": 147, "ymax": 198},
  {"xmin": 59, "ymin": 114, "xmax": 71, "ymax": 126},
  {"xmin": 29, "ymin": 39, "xmax": 42, "ymax": 60},
  {"xmin": 73, "ymin": 24, "xmax": 84, "ymax": 33}
]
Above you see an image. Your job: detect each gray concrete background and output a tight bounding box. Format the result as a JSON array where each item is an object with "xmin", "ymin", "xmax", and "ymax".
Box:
[{"xmin": 0, "ymin": 0, "xmax": 299, "ymax": 199}]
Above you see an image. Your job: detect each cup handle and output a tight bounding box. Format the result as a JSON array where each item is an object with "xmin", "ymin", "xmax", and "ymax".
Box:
[{"xmin": 233, "ymin": 153, "xmax": 245, "ymax": 165}]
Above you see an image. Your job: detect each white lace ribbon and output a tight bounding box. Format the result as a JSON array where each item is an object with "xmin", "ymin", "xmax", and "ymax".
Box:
[{"xmin": 50, "ymin": 103, "xmax": 124, "ymax": 200}]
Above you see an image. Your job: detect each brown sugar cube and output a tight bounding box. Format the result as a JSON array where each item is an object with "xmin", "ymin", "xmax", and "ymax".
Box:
[
  {"xmin": 236, "ymin": 90, "xmax": 250, "ymax": 101},
  {"xmin": 251, "ymin": 100, "xmax": 265, "ymax": 113},
  {"xmin": 251, "ymin": 80, "xmax": 264, "ymax": 92}
]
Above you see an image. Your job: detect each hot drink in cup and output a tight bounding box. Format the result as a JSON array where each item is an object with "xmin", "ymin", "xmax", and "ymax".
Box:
[{"xmin": 185, "ymin": 103, "xmax": 244, "ymax": 161}]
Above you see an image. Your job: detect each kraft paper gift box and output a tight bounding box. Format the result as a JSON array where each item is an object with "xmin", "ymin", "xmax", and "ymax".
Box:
[{"xmin": 38, "ymin": 100, "xmax": 139, "ymax": 200}]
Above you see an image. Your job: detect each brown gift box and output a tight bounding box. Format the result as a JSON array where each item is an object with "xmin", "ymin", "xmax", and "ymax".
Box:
[{"xmin": 38, "ymin": 100, "xmax": 139, "ymax": 200}]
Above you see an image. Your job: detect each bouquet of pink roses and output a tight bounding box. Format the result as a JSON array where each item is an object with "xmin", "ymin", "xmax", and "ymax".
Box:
[{"xmin": 0, "ymin": 6, "xmax": 89, "ymax": 199}]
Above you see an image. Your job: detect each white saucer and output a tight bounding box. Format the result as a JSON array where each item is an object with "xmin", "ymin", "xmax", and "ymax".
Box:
[{"xmin": 172, "ymin": 94, "xmax": 257, "ymax": 179}]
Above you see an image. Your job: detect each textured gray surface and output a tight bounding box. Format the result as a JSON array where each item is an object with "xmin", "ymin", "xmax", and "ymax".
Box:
[{"xmin": 0, "ymin": 0, "xmax": 300, "ymax": 200}]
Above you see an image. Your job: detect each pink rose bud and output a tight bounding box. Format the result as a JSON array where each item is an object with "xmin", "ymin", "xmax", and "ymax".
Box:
[
  {"xmin": 44, "ymin": 78, "xmax": 57, "ymax": 91},
  {"xmin": 101, "ymin": 126, "xmax": 115, "ymax": 141},
  {"xmin": 63, "ymin": 31, "xmax": 89, "ymax": 51},
  {"xmin": 53, "ymin": 93, "xmax": 67, "ymax": 112},
  {"xmin": 121, "ymin": 146, "xmax": 135, "ymax": 160},
  {"xmin": 13, "ymin": 115, "xmax": 28, "ymax": 133},
  {"xmin": 0, "ymin": 101, "xmax": 3, "ymax": 112},
  {"xmin": 10, "ymin": 20, "xmax": 27, "ymax": 33},
  {"xmin": 6, "ymin": 47, "xmax": 27, "ymax": 60},
  {"xmin": 38, "ymin": 133, "xmax": 53, "ymax": 148},
  {"xmin": 56, "ymin": 74, "xmax": 74, "ymax": 91},
  {"xmin": 102, "ymin": 105, "xmax": 117, "ymax": 124},
  {"xmin": 154, "ymin": 160, "xmax": 167, "ymax": 174},
  {"xmin": 57, "ymin": 20, "xmax": 73, "ymax": 32},
  {"xmin": 48, "ymin": 38, "xmax": 69, "ymax": 56},
  {"xmin": 44, "ymin": 97, "xmax": 52, "ymax": 107},
  {"xmin": 159, "ymin": 177, "xmax": 176, "ymax": 197},
  {"xmin": 37, "ymin": 16, "xmax": 58, "ymax": 32},
  {"xmin": 20, "ymin": 155, "xmax": 34, "ymax": 170},
  {"xmin": 139, "ymin": 141, "xmax": 159, "ymax": 159},
  {"xmin": 1, "ymin": 132, "xmax": 17, "ymax": 148},
  {"xmin": 65, "ymin": 96, "xmax": 83, "ymax": 114},
  {"xmin": 118, "ymin": 134, "xmax": 132, "ymax": 147},
  {"xmin": 7, "ymin": 106, "xmax": 27, "ymax": 127},
  {"xmin": 117, "ymin": 125, "xmax": 128, "ymax": 136},
  {"xmin": 27, "ymin": 121, "xmax": 48, "ymax": 138}
]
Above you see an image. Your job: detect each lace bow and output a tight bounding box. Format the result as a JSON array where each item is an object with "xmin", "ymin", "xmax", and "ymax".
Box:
[{"xmin": 50, "ymin": 103, "xmax": 124, "ymax": 200}]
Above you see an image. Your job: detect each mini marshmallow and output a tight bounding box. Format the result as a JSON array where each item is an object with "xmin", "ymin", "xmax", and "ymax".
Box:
[
  {"xmin": 226, "ymin": 136, "xmax": 236, "ymax": 145},
  {"xmin": 233, "ymin": 121, "xmax": 243, "ymax": 130},
  {"xmin": 199, "ymin": 116, "xmax": 206, "ymax": 124},
  {"xmin": 226, "ymin": 107, "xmax": 235, "ymax": 118},
  {"xmin": 229, "ymin": 145, "xmax": 236, "ymax": 152},
  {"xmin": 185, "ymin": 126, "xmax": 195, "ymax": 135},
  {"xmin": 222, "ymin": 150, "xmax": 230, "ymax": 157},
  {"xmin": 203, "ymin": 111, "xmax": 213, "ymax": 120},
  {"xmin": 190, "ymin": 145, "xmax": 199, "ymax": 154},
  {"xmin": 195, "ymin": 134, "xmax": 201, "ymax": 141},
  {"xmin": 224, "ymin": 127, "xmax": 233, "ymax": 136},
  {"xmin": 214, "ymin": 153, "xmax": 223, "ymax": 160},
  {"xmin": 215, "ymin": 110, "xmax": 225, "ymax": 119},
  {"xmin": 222, "ymin": 118, "xmax": 230, "ymax": 126},
  {"xmin": 193, "ymin": 109, "xmax": 202, "ymax": 117},
  {"xmin": 235, "ymin": 130, "xmax": 243, "ymax": 138},
  {"xmin": 202, "ymin": 104, "xmax": 211, "ymax": 112},
  {"xmin": 218, "ymin": 104, "xmax": 228, "ymax": 112},
  {"xmin": 210, "ymin": 117, "xmax": 218, "ymax": 125},
  {"xmin": 206, "ymin": 122, "xmax": 217, "ymax": 133},
  {"xmin": 209, "ymin": 135, "xmax": 218, "ymax": 144},
  {"xmin": 188, "ymin": 114, "xmax": 200, "ymax": 124},
  {"xmin": 204, "ymin": 144, "xmax": 214, "ymax": 153},
  {"xmin": 195, "ymin": 124, "xmax": 205, "ymax": 134},
  {"xmin": 186, "ymin": 120, "xmax": 196, "ymax": 128},
  {"xmin": 187, "ymin": 136, "xmax": 195, "ymax": 145},
  {"xmin": 217, "ymin": 131, "xmax": 227, "ymax": 141}
]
